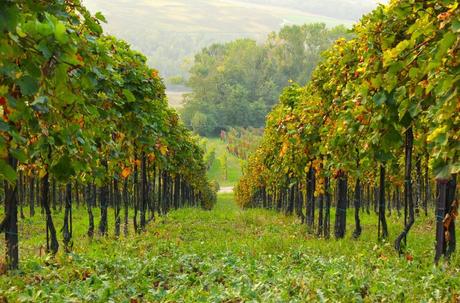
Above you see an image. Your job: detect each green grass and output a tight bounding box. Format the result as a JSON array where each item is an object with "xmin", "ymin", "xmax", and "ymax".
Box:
[
  {"xmin": 1, "ymin": 194, "xmax": 459, "ymax": 302},
  {"xmin": 205, "ymin": 138, "xmax": 242, "ymax": 187}
]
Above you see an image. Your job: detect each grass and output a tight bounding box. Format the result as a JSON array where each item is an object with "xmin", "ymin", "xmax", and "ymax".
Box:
[
  {"xmin": 205, "ymin": 137, "xmax": 242, "ymax": 187},
  {"xmin": 0, "ymin": 194, "xmax": 459, "ymax": 302}
]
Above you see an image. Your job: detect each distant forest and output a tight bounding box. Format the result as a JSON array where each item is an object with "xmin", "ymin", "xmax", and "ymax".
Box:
[{"xmin": 181, "ymin": 24, "xmax": 350, "ymax": 135}]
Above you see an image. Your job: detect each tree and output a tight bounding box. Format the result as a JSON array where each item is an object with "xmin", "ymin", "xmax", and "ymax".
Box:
[
  {"xmin": 191, "ymin": 112, "xmax": 216, "ymax": 136},
  {"xmin": 181, "ymin": 25, "xmax": 348, "ymax": 133}
]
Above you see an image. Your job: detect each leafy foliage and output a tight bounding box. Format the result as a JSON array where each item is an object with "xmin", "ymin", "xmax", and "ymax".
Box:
[
  {"xmin": 237, "ymin": 0, "xmax": 459, "ymax": 206},
  {"xmin": 224, "ymin": 127, "xmax": 263, "ymax": 160},
  {"xmin": 236, "ymin": 0, "xmax": 459, "ymax": 258},
  {"xmin": 0, "ymin": 194, "xmax": 458, "ymax": 302},
  {"xmin": 181, "ymin": 24, "xmax": 349, "ymax": 134},
  {"xmin": 0, "ymin": 0, "xmax": 215, "ymax": 197},
  {"xmin": 0, "ymin": 0, "xmax": 216, "ymax": 269}
]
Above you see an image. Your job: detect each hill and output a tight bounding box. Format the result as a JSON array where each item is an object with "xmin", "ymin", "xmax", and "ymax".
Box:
[{"xmin": 82, "ymin": 0, "xmax": 385, "ymax": 79}]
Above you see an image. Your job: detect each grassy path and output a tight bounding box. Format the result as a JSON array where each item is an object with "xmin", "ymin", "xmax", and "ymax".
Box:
[
  {"xmin": 1, "ymin": 193, "xmax": 459, "ymax": 302},
  {"xmin": 205, "ymin": 138, "xmax": 242, "ymax": 187}
]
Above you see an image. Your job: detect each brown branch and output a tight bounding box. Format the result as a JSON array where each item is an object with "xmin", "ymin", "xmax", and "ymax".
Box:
[{"xmin": 0, "ymin": 217, "xmax": 6, "ymax": 234}]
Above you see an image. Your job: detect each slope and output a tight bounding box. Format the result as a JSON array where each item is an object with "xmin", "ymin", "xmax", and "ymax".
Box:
[{"xmin": 82, "ymin": 0, "xmax": 382, "ymax": 78}]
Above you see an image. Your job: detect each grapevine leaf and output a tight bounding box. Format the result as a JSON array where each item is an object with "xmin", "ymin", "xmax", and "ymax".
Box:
[
  {"xmin": 0, "ymin": 159, "xmax": 17, "ymax": 183},
  {"xmin": 17, "ymin": 76, "xmax": 39, "ymax": 96},
  {"xmin": 453, "ymin": 20, "xmax": 460, "ymax": 32},
  {"xmin": 51, "ymin": 155, "xmax": 75, "ymax": 181},
  {"xmin": 10, "ymin": 149, "xmax": 27, "ymax": 162},
  {"xmin": 54, "ymin": 21, "xmax": 68, "ymax": 44},
  {"xmin": 373, "ymin": 92, "xmax": 387, "ymax": 106},
  {"xmin": 123, "ymin": 89, "xmax": 136, "ymax": 102},
  {"xmin": 95, "ymin": 12, "xmax": 107, "ymax": 23},
  {"xmin": 0, "ymin": 121, "xmax": 11, "ymax": 132}
]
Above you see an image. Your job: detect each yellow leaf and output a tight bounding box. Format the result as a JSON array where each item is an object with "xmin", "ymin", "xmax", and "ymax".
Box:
[
  {"xmin": 160, "ymin": 145, "xmax": 168, "ymax": 156},
  {"xmin": 427, "ymin": 126, "xmax": 447, "ymax": 143},
  {"xmin": 121, "ymin": 167, "xmax": 131, "ymax": 179},
  {"xmin": 279, "ymin": 142, "xmax": 289, "ymax": 157},
  {"xmin": 148, "ymin": 153, "xmax": 156, "ymax": 162}
]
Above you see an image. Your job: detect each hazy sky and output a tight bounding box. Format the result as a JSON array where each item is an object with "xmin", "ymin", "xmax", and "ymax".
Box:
[{"xmin": 83, "ymin": 0, "xmax": 388, "ymax": 78}]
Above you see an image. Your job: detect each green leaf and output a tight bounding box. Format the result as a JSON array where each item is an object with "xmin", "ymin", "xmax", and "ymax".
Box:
[
  {"xmin": 37, "ymin": 40, "xmax": 52, "ymax": 59},
  {"xmin": 393, "ymin": 40, "xmax": 410, "ymax": 56},
  {"xmin": 85, "ymin": 18, "xmax": 103, "ymax": 35},
  {"xmin": 435, "ymin": 32, "xmax": 456, "ymax": 61},
  {"xmin": 408, "ymin": 67, "xmax": 419, "ymax": 80},
  {"xmin": 31, "ymin": 96, "xmax": 47, "ymax": 105},
  {"xmin": 35, "ymin": 20, "xmax": 53, "ymax": 36},
  {"xmin": 408, "ymin": 102, "xmax": 419, "ymax": 118},
  {"xmin": 373, "ymin": 92, "xmax": 387, "ymax": 106},
  {"xmin": 54, "ymin": 21, "xmax": 69, "ymax": 44},
  {"xmin": 123, "ymin": 89, "xmax": 136, "ymax": 102},
  {"xmin": 0, "ymin": 121, "xmax": 11, "ymax": 132},
  {"xmin": 452, "ymin": 19, "xmax": 460, "ymax": 32},
  {"xmin": 451, "ymin": 162, "xmax": 460, "ymax": 175},
  {"xmin": 95, "ymin": 12, "xmax": 107, "ymax": 23},
  {"xmin": 375, "ymin": 150, "xmax": 392, "ymax": 163},
  {"xmin": 383, "ymin": 126, "xmax": 402, "ymax": 147},
  {"xmin": 51, "ymin": 155, "xmax": 75, "ymax": 181},
  {"xmin": 17, "ymin": 76, "xmax": 39, "ymax": 96},
  {"xmin": 0, "ymin": 159, "xmax": 17, "ymax": 183},
  {"xmin": 10, "ymin": 149, "xmax": 27, "ymax": 162},
  {"xmin": 0, "ymin": 6, "xmax": 20, "ymax": 32},
  {"xmin": 435, "ymin": 165, "xmax": 450, "ymax": 181}
]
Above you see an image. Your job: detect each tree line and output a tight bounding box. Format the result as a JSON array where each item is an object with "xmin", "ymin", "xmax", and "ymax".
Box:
[
  {"xmin": 0, "ymin": 0, "xmax": 216, "ymax": 271},
  {"xmin": 236, "ymin": 0, "xmax": 459, "ymax": 263},
  {"xmin": 181, "ymin": 24, "xmax": 350, "ymax": 135}
]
